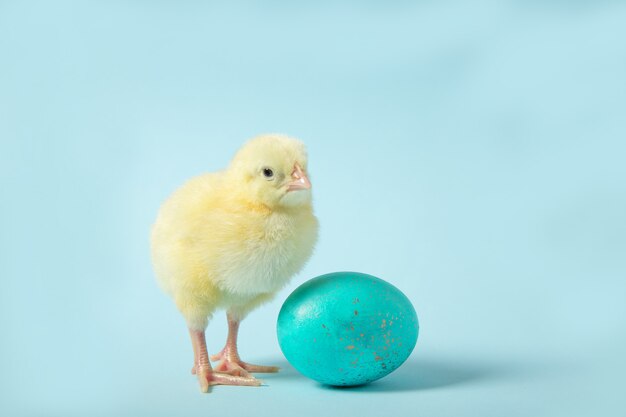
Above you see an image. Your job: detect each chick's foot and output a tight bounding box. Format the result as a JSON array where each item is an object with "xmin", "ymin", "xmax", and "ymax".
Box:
[
  {"xmin": 195, "ymin": 366, "xmax": 262, "ymax": 391},
  {"xmin": 189, "ymin": 328, "xmax": 262, "ymax": 392},
  {"xmin": 210, "ymin": 313, "xmax": 280, "ymax": 377},
  {"xmin": 210, "ymin": 349, "xmax": 279, "ymax": 376}
]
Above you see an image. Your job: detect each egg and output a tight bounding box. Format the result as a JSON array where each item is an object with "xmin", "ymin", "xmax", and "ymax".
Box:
[{"xmin": 277, "ymin": 271, "xmax": 419, "ymax": 386}]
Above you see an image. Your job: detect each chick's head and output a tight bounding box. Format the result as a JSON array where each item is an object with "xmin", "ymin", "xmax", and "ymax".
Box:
[{"xmin": 228, "ymin": 134, "xmax": 312, "ymax": 210}]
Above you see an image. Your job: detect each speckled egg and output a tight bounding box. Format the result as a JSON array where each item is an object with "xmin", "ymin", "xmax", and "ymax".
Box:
[{"xmin": 277, "ymin": 271, "xmax": 419, "ymax": 386}]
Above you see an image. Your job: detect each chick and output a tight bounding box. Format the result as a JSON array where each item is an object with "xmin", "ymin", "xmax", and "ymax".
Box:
[{"xmin": 151, "ymin": 134, "xmax": 318, "ymax": 391}]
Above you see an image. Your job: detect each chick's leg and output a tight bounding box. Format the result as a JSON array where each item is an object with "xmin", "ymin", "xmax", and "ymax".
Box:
[
  {"xmin": 210, "ymin": 313, "xmax": 280, "ymax": 376},
  {"xmin": 188, "ymin": 329, "xmax": 261, "ymax": 392}
]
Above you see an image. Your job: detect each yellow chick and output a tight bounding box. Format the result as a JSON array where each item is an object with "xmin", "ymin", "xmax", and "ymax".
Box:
[{"xmin": 151, "ymin": 134, "xmax": 318, "ymax": 392}]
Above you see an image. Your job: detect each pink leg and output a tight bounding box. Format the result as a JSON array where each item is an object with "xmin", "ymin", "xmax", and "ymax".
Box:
[
  {"xmin": 188, "ymin": 329, "xmax": 261, "ymax": 392},
  {"xmin": 210, "ymin": 313, "xmax": 280, "ymax": 376}
]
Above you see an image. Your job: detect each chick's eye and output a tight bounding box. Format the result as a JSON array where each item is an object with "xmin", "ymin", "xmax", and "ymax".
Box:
[{"xmin": 262, "ymin": 168, "xmax": 274, "ymax": 179}]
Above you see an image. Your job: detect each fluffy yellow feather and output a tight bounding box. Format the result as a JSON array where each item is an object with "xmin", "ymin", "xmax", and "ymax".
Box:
[{"xmin": 150, "ymin": 134, "xmax": 318, "ymax": 390}]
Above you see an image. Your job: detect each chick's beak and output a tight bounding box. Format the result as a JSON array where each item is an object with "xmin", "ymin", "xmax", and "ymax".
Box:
[{"xmin": 287, "ymin": 163, "xmax": 311, "ymax": 192}]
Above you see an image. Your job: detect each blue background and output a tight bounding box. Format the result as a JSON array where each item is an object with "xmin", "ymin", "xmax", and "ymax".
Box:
[{"xmin": 1, "ymin": 1, "xmax": 625, "ymax": 416}]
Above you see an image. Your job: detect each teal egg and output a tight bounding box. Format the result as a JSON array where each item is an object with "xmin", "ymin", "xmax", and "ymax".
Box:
[{"xmin": 277, "ymin": 271, "xmax": 419, "ymax": 386}]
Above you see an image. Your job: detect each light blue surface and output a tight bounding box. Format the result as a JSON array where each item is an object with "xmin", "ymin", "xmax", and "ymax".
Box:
[
  {"xmin": 1, "ymin": 1, "xmax": 626, "ymax": 416},
  {"xmin": 277, "ymin": 272, "xmax": 419, "ymax": 386}
]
